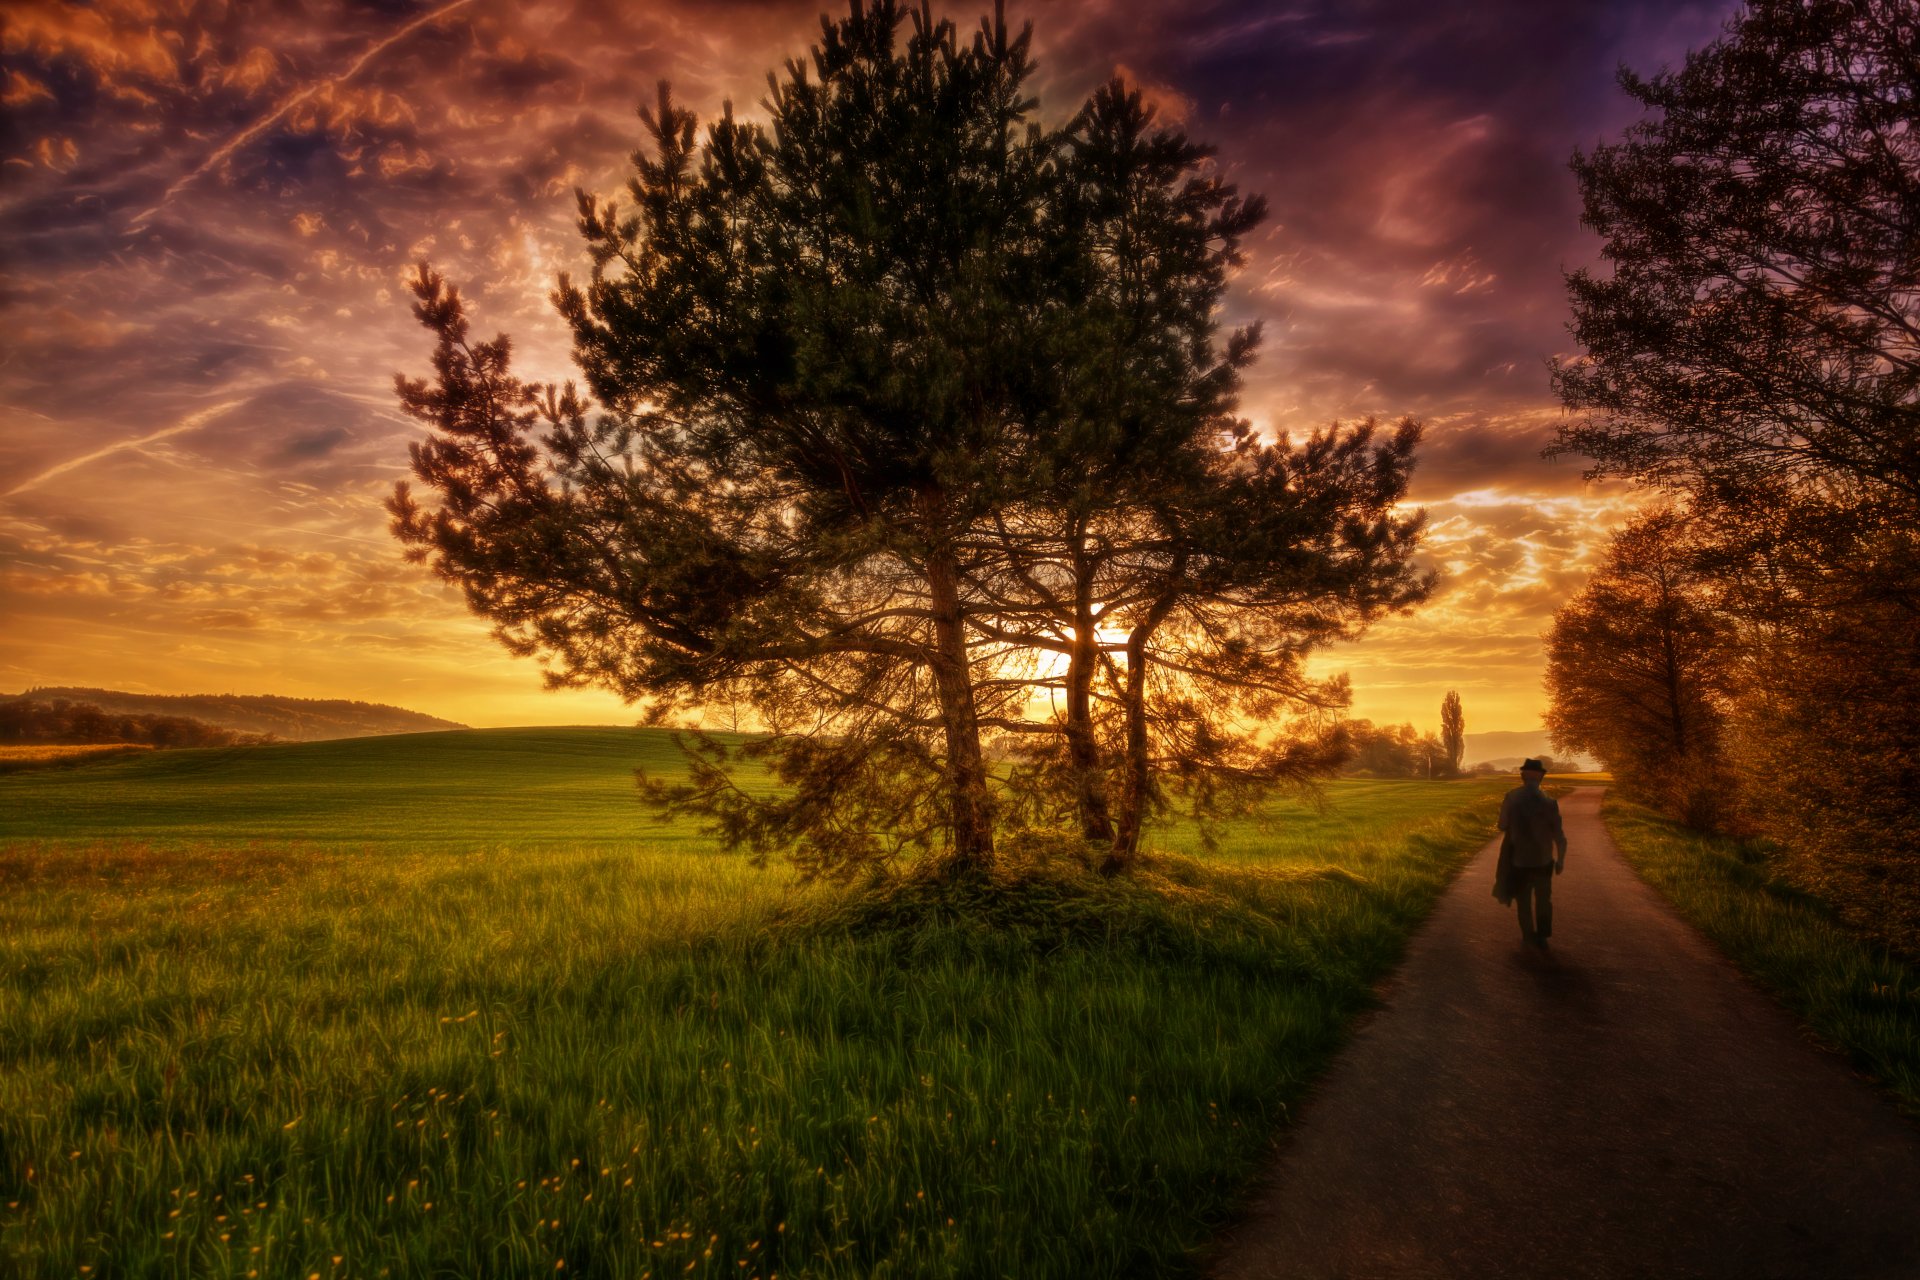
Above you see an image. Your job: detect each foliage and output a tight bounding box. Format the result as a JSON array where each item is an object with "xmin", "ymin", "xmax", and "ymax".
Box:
[
  {"xmin": 1553, "ymin": 0, "xmax": 1920, "ymax": 520},
  {"xmin": 396, "ymin": 2, "xmax": 1058, "ymax": 874},
  {"xmin": 1604, "ymin": 794, "xmax": 1920, "ymax": 1112},
  {"xmin": 972, "ymin": 75, "xmax": 1272, "ymax": 854},
  {"xmin": 1086, "ymin": 417, "xmax": 1428, "ymax": 867},
  {"xmin": 1439, "ymin": 690, "xmax": 1464, "ymax": 778},
  {"xmin": 0, "ymin": 731, "xmax": 1504, "ymax": 1278},
  {"xmin": 1550, "ymin": 0, "xmax": 1920, "ymax": 929},
  {"xmin": 964, "ymin": 77, "xmax": 1431, "ymax": 867},
  {"xmin": 1725, "ymin": 595, "xmax": 1920, "ymax": 957},
  {"xmin": 994, "ymin": 411, "xmax": 1428, "ymax": 866},
  {"xmin": 1337, "ymin": 718, "xmax": 1445, "ymax": 779},
  {"xmin": 391, "ymin": 0, "xmax": 1429, "ymax": 880},
  {"xmin": 1544, "ymin": 509, "xmax": 1734, "ymax": 828}
]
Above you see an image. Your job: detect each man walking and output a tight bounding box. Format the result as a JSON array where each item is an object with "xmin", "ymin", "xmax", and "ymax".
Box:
[{"xmin": 1498, "ymin": 758, "xmax": 1567, "ymax": 947}]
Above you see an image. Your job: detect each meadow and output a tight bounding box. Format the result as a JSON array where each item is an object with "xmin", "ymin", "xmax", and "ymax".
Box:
[{"xmin": 1, "ymin": 728, "xmax": 1512, "ymax": 1278}]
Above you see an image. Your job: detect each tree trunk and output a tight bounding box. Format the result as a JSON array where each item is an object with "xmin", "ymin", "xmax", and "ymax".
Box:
[
  {"xmin": 1065, "ymin": 536, "xmax": 1114, "ymax": 843},
  {"xmin": 1107, "ymin": 591, "xmax": 1178, "ymax": 872},
  {"xmin": 925, "ymin": 546, "xmax": 995, "ymax": 875}
]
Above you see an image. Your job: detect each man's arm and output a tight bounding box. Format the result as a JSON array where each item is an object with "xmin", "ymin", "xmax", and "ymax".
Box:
[
  {"xmin": 1497, "ymin": 791, "xmax": 1513, "ymax": 833},
  {"xmin": 1552, "ymin": 800, "xmax": 1568, "ymax": 868}
]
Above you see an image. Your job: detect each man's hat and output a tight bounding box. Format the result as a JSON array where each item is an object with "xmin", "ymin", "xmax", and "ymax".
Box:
[{"xmin": 1520, "ymin": 758, "xmax": 1547, "ymax": 774}]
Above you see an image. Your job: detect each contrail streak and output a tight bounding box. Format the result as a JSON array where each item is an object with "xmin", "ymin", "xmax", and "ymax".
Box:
[
  {"xmin": 126, "ymin": 0, "xmax": 478, "ymax": 232},
  {"xmin": 4, "ymin": 399, "xmax": 248, "ymax": 498}
]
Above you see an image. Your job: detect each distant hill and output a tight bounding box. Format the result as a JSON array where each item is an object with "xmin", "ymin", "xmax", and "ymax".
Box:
[
  {"xmin": 4, "ymin": 688, "xmax": 465, "ymax": 742},
  {"xmin": 1464, "ymin": 729, "xmax": 1597, "ymax": 772}
]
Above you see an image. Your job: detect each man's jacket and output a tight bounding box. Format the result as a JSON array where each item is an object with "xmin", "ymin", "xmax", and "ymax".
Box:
[{"xmin": 1498, "ymin": 784, "xmax": 1566, "ymax": 868}]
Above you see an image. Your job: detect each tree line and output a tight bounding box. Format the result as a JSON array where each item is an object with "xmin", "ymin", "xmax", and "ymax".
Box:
[
  {"xmin": 1543, "ymin": 0, "xmax": 1919, "ymax": 956},
  {"xmin": 0, "ymin": 698, "xmax": 270, "ymax": 749},
  {"xmin": 391, "ymin": 0, "xmax": 1432, "ymax": 879},
  {"xmin": 1338, "ymin": 693, "xmax": 1485, "ymax": 779},
  {"xmin": 10, "ymin": 687, "xmax": 462, "ymax": 740}
]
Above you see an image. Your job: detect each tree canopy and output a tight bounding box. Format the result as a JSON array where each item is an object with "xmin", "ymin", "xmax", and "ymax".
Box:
[
  {"xmin": 392, "ymin": 0, "xmax": 1429, "ymax": 879},
  {"xmin": 1338, "ymin": 719, "xmax": 1445, "ymax": 780},
  {"xmin": 1544, "ymin": 510, "xmax": 1732, "ymax": 827},
  {"xmin": 1549, "ymin": 0, "xmax": 1920, "ymax": 952},
  {"xmin": 1553, "ymin": 0, "xmax": 1920, "ymax": 522}
]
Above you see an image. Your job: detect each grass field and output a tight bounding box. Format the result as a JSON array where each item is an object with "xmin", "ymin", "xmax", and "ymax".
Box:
[
  {"xmin": 1603, "ymin": 796, "xmax": 1920, "ymax": 1118},
  {"xmin": 0, "ymin": 728, "xmax": 769, "ymax": 847},
  {"xmin": 1, "ymin": 728, "xmax": 1511, "ymax": 1278}
]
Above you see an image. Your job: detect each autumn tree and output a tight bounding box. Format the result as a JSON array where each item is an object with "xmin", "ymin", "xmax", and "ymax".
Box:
[
  {"xmin": 1439, "ymin": 690, "xmax": 1464, "ymax": 777},
  {"xmin": 1553, "ymin": 0, "xmax": 1920, "ymax": 664},
  {"xmin": 1544, "ymin": 509, "xmax": 1733, "ymax": 826},
  {"xmin": 1554, "ymin": 0, "xmax": 1919, "ymax": 522},
  {"xmin": 1550, "ymin": 0, "xmax": 1920, "ymax": 948}
]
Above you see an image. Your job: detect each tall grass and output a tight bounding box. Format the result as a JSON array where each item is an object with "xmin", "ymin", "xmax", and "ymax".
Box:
[
  {"xmin": 1, "ymin": 731, "xmax": 1509, "ymax": 1277},
  {"xmin": 1603, "ymin": 796, "xmax": 1920, "ymax": 1118}
]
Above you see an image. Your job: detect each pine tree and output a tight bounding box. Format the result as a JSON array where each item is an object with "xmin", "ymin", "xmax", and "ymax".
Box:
[
  {"xmin": 979, "ymin": 81, "xmax": 1431, "ymax": 868},
  {"xmin": 396, "ymin": 1, "xmax": 1052, "ymax": 876},
  {"xmin": 392, "ymin": 1, "xmax": 1432, "ymax": 879}
]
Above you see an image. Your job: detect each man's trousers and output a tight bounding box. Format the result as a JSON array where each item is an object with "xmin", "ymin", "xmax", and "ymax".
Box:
[{"xmin": 1514, "ymin": 865, "xmax": 1554, "ymax": 942}]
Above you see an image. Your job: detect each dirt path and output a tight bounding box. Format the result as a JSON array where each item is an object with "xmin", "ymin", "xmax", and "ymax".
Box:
[{"xmin": 1211, "ymin": 786, "xmax": 1920, "ymax": 1280}]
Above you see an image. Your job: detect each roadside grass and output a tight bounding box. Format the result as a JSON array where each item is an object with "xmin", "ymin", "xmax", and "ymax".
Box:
[
  {"xmin": 1603, "ymin": 796, "xmax": 1920, "ymax": 1118},
  {"xmin": 1, "ymin": 730, "xmax": 1508, "ymax": 1277}
]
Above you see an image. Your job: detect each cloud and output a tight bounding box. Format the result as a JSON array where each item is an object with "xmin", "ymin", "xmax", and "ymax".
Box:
[
  {"xmin": 0, "ymin": 0, "xmax": 1739, "ymax": 730},
  {"xmin": 1111, "ymin": 63, "xmax": 1195, "ymax": 125},
  {"xmin": 125, "ymin": 0, "xmax": 480, "ymax": 231},
  {"xmin": 4, "ymin": 398, "xmax": 249, "ymax": 497},
  {"xmin": 273, "ymin": 426, "xmax": 353, "ymax": 462}
]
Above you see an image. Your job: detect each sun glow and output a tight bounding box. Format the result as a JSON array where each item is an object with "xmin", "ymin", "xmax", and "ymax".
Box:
[{"xmin": 1020, "ymin": 625, "xmax": 1134, "ymax": 720}]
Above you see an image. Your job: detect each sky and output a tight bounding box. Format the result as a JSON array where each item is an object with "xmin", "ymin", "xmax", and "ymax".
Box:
[{"xmin": 0, "ymin": 0, "xmax": 1737, "ymax": 735}]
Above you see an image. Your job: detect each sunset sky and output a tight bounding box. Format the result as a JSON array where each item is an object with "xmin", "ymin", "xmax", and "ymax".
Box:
[{"xmin": 0, "ymin": 0, "xmax": 1736, "ymax": 735}]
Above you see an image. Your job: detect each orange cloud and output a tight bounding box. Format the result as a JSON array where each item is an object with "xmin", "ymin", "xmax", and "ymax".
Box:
[{"xmin": 1113, "ymin": 62, "xmax": 1195, "ymax": 125}]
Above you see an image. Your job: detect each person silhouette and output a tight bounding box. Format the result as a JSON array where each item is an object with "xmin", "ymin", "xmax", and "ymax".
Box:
[{"xmin": 1497, "ymin": 758, "xmax": 1567, "ymax": 947}]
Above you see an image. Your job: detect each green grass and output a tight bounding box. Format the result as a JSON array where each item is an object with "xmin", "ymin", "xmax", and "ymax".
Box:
[
  {"xmin": 1147, "ymin": 776, "xmax": 1509, "ymax": 863},
  {"xmin": 1603, "ymin": 795, "xmax": 1920, "ymax": 1118},
  {"xmin": 0, "ymin": 727, "xmax": 768, "ymax": 847},
  {"xmin": 1, "ymin": 729, "xmax": 1509, "ymax": 1278}
]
